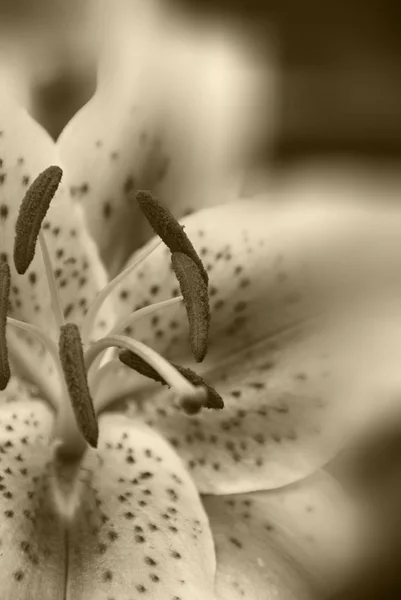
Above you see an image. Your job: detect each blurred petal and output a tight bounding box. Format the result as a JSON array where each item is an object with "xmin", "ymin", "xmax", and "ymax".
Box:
[
  {"xmin": 101, "ymin": 199, "xmax": 401, "ymax": 493},
  {"xmin": 66, "ymin": 414, "xmax": 216, "ymax": 599},
  {"xmin": 57, "ymin": 14, "xmax": 258, "ymax": 276},
  {"xmin": 204, "ymin": 471, "xmax": 359, "ymax": 600},
  {"xmin": 56, "ymin": 91, "xmax": 160, "ymax": 278},
  {"xmin": 0, "ymin": 378, "xmax": 66, "ymax": 599},
  {"xmin": 0, "ymin": 100, "xmax": 114, "ymax": 398}
]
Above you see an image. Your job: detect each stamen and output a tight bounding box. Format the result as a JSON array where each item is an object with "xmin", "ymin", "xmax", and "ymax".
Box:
[
  {"xmin": 171, "ymin": 252, "xmax": 210, "ymax": 363},
  {"xmin": 81, "ymin": 237, "xmax": 162, "ymax": 344},
  {"xmin": 0, "ymin": 261, "xmax": 10, "ymax": 390},
  {"xmin": 119, "ymin": 350, "xmax": 224, "ymax": 411},
  {"xmin": 85, "ymin": 334, "xmax": 207, "ymax": 414},
  {"xmin": 14, "ymin": 165, "xmax": 63, "ymax": 274},
  {"xmin": 136, "ymin": 191, "xmax": 208, "ymax": 284},
  {"xmin": 59, "ymin": 323, "xmax": 98, "ymax": 448}
]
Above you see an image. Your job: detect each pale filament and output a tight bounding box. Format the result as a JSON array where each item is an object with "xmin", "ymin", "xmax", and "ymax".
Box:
[{"xmin": 81, "ymin": 237, "xmax": 162, "ymax": 344}]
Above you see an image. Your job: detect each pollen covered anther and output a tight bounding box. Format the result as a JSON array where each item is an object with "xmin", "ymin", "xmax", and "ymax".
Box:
[
  {"xmin": 14, "ymin": 165, "xmax": 63, "ymax": 274},
  {"xmin": 59, "ymin": 323, "xmax": 98, "ymax": 447},
  {"xmin": 119, "ymin": 350, "xmax": 224, "ymax": 411},
  {"xmin": 171, "ymin": 252, "xmax": 210, "ymax": 363},
  {"xmin": 136, "ymin": 190, "xmax": 208, "ymax": 284},
  {"xmin": 0, "ymin": 261, "xmax": 11, "ymax": 390}
]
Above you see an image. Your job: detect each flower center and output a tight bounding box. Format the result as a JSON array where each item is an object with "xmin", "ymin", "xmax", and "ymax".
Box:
[{"xmin": 0, "ymin": 166, "xmax": 214, "ymax": 460}]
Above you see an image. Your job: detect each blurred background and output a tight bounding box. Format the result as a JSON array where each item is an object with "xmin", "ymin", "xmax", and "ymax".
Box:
[{"xmin": 1, "ymin": 0, "xmax": 400, "ymax": 166}]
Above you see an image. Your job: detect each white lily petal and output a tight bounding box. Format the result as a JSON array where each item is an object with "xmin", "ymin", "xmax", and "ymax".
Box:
[
  {"xmin": 0, "ymin": 378, "xmax": 66, "ymax": 599},
  {"xmin": 101, "ymin": 199, "xmax": 401, "ymax": 493},
  {"xmin": 0, "ymin": 379, "xmax": 217, "ymax": 598},
  {"xmin": 203, "ymin": 471, "xmax": 360, "ymax": 600},
  {"xmin": 56, "ymin": 90, "xmax": 161, "ymax": 278},
  {"xmin": 66, "ymin": 414, "xmax": 216, "ymax": 599}
]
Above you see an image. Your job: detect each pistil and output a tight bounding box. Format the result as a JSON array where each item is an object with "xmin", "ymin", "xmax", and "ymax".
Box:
[
  {"xmin": 119, "ymin": 350, "xmax": 224, "ymax": 411},
  {"xmin": 85, "ymin": 334, "xmax": 207, "ymax": 414}
]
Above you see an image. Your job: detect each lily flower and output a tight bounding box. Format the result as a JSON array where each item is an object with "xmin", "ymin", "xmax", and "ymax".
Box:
[{"xmin": 0, "ymin": 99, "xmax": 379, "ymax": 598}]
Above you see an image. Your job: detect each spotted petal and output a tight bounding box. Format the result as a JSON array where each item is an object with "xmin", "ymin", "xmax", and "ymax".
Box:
[
  {"xmin": 0, "ymin": 99, "xmax": 115, "ymax": 401},
  {"xmin": 101, "ymin": 199, "xmax": 401, "ymax": 493},
  {"xmin": 0, "ymin": 379, "xmax": 216, "ymax": 598},
  {"xmin": 203, "ymin": 471, "xmax": 360, "ymax": 600},
  {"xmin": 56, "ymin": 90, "xmax": 162, "ymax": 278},
  {"xmin": 66, "ymin": 414, "xmax": 216, "ymax": 599},
  {"xmin": 0, "ymin": 378, "xmax": 66, "ymax": 599}
]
